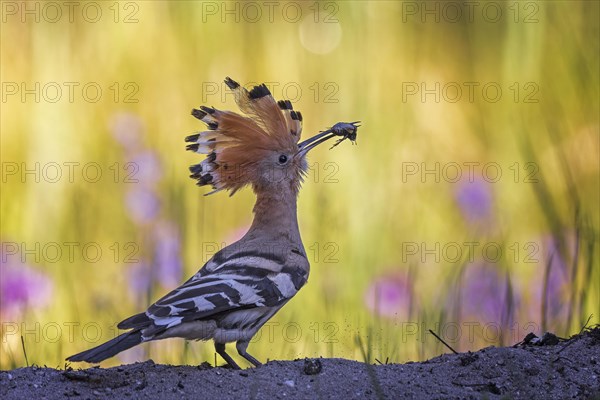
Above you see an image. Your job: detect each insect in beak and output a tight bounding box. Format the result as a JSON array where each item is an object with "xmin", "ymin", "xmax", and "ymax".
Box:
[{"xmin": 297, "ymin": 121, "xmax": 361, "ymax": 157}]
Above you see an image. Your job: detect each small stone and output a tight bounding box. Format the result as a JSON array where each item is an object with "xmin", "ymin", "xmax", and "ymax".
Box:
[
  {"xmin": 540, "ymin": 332, "xmax": 560, "ymax": 345},
  {"xmin": 134, "ymin": 380, "xmax": 147, "ymax": 391},
  {"xmin": 64, "ymin": 389, "xmax": 80, "ymax": 397},
  {"xmin": 459, "ymin": 352, "xmax": 479, "ymax": 367},
  {"xmin": 284, "ymin": 380, "xmax": 295, "ymax": 388},
  {"xmin": 198, "ymin": 362, "xmax": 212, "ymax": 370},
  {"xmin": 303, "ymin": 358, "xmax": 322, "ymax": 375}
]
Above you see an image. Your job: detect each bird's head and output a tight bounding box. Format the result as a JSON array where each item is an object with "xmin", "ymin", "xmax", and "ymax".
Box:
[{"xmin": 186, "ymin": 77, "xmax": 359, "ymax": 196}]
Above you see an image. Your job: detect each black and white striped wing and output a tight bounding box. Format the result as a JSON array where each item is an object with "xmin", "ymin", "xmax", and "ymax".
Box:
[{"xmin": 119, "ymin": 263, "xmax": 307, "ymax": 338}]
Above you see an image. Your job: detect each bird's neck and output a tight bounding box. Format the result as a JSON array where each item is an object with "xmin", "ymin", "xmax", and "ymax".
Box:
[{"xmin": 248, "ymin": 188, "xmax": 302, "ymax": 245}]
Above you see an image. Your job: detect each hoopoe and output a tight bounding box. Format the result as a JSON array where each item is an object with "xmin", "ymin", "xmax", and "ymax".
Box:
[{"xmin": 67, "ymin": 77, "xmax": 359, "ymax": 369}]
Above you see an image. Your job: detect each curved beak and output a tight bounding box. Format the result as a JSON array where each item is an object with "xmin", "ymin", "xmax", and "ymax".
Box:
[{"xmin": 297, "ymin": 121, "xmax": 360, "ymax": 157}]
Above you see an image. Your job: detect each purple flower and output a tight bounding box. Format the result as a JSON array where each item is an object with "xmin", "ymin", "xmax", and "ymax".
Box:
[
  {"xmin": 126, "ymin": 262, "xmax": 152, "ymax": 300},
  {"xmin": 458, "ymin": 262, "xmax": 514, "ymax": 325},
  {"xmin": 125, "ymin": 187, "xmax": 161, "ymax": 224},
  {"xmin": 0, "ymin": 257, "xmax": 53, "ymax": 319},
  {"xmin": 128, "ymin": 151, "xmax": 162, "ymax": 186},
  {"xmin": 454, "ymin": 178, "xmax": 493, "ymax": 224},
  {"xmin": 532, "ymin": 235, "xmax": 571, "ymax": 327},
  {"xmin": 110, "ymin": 113, "xmax": 144, "ymax": 152},
  {"xmin": 544, "ymin": 254, "xmax": 568, "ymax": 314},
  {"xmin": 154, "ymin": 222, "xmax": 182, "ymax": 288},
  {"xmin": 365, "ymin": 272, "xmax": 412, "ymax": 319}
]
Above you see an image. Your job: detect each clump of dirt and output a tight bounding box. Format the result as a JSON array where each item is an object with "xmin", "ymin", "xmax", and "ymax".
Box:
[{"xmin": 2, "ymin": 327, "xmax": 599, "ymax": 399}]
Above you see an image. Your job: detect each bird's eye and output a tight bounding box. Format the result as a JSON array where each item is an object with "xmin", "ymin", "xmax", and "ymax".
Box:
[{"xmin": 278, "ymin": 154, "xmax": 288, "ymax": 164}]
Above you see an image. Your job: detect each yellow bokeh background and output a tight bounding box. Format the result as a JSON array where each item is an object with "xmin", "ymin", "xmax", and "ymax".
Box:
[{"xmin": 1, "ymin": 1, "xmax": 598, "ymax": 369}]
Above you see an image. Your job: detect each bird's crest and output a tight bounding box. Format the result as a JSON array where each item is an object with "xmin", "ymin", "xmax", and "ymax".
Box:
[{"xmin": 186, "ymin": 77, "xmax": 303, "ymax": 195}]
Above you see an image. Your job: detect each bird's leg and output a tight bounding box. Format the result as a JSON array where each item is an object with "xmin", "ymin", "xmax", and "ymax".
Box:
[
  {"xmin": 214, "ymin": 342, "xmax": 241, "ymax": 369},
  {"xmin": 236, "ymin": 340, "xmax": 262, "ymax": 367}
]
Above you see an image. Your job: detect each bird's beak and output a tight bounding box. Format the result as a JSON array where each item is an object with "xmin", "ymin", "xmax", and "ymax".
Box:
[{"xmin": 297, "ymin": 121, "xmax": 360, "ymax": 157}]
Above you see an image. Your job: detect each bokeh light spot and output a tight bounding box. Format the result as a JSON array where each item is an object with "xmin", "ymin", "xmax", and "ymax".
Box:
[{"xmin": 299, "ymin": 14, "xmax": 342, "ymax": 55}]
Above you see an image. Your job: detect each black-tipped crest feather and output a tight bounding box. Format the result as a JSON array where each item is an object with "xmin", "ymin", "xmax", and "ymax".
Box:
[
  {"xmin": 191, "ymin": 108, "xmax": 207, "ymax": 120},
  {"xmin": 185, "ymin": 133, "xmax": 200, "ymax": 143},
  {"xmin": 186, "ymin": 143, "xmax": 199, "ymax": 152},
  {"xmin": 224, "ymin": 77, "xmax": 239, "ymax": 89},
  {"xmin": 248, "ymin": 84, "xmax": 271, "ymax": 99}
]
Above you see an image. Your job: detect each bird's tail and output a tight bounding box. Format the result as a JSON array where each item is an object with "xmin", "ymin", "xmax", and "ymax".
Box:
[{"xmin": 66, "ymin": 330, "xmax": 143, "ymax": 363}]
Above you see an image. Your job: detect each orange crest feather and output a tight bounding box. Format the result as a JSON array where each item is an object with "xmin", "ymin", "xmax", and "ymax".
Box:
[{"xmin": 186, "ymin": 77, "xmax": 303, "ymax": 195}]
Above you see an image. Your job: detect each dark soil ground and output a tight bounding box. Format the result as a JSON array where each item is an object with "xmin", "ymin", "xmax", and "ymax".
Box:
[{"xmin": 2, "ymin": 327, "xmax": 599, "ymax": 399}]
